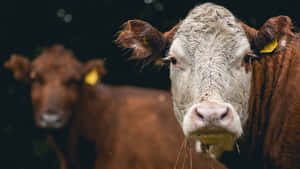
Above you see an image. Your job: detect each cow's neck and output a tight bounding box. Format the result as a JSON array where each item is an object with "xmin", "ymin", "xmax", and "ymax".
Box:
[
  {"xmin": 46, "ymin": 124, "xmax": 74, "ymax": 168},
  {"xmin": 77, "ymin": 84, "xmax": 116, "ymax": 142},
  {"xmin": 76, "ymin": 84, "xmax": 118, "ymax": 160},
  {"xmin": 245, "ymin": 36, "xmax": 295, "ymax": 160}
]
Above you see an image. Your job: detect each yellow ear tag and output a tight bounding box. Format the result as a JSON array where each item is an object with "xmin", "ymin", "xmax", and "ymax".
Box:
[
  {"xmin": 260, "ymin": 39, "xmax": 278, "ymax": 53},
  {"xmin": 143, "ymin": 36, "xmax": 148, "ymax": 45},
  {"xmin": 84, "ymin": 68, "xmax": 100, "ymax": 85}
]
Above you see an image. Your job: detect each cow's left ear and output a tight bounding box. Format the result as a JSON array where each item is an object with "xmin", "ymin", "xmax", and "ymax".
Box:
[
  {"xmin": 116, "ymin": 20, "xmax": 181, "ymax": 62},
  {"xmin": 4, "ymin": 54, "xmax": 31, "ymax": 82},
  {"xmin": 82, "ymin": 59, "xmax": 106, "ymax": 85},
  {"xmin": 240, "ymin": 16, "xmax": 294, "ymax": 52}
]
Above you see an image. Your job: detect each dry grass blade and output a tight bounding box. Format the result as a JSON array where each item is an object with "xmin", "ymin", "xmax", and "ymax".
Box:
[
  {"xmin": 189, "ymin": 143, "xmax": 193, "ymax": 169},
  {"xmin": 236, "ymin": 143, "xmax": 240, "ymax": 155},
  {"xmin": 174, "ymin": 138, "xmax": 187, "ymax": 169},
  {"xmin": 181, "ymin": 138, "xmax": 188, "ymax": 169}
]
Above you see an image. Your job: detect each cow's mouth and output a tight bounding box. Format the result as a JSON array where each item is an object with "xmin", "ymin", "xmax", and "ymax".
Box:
[
  {"xmin": 38, "ymin": 120, "xmax": 64, "ymax": 129},
  {"xmin": 191, "ymin": 130, "xmax": 236, "ymax": 158}
]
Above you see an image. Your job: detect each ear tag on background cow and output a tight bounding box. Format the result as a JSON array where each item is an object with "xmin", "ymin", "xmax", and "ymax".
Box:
[
  {"xmin": 260, "ymin": 39, "xmax": 278, "ymax": 53},
  {"xmin": 143, "ymin": 36, "xmax": 148, "ymax": 45},
  {"xmin": 84, "ymin": 68, "xmax": 100, "ymax": 85}
]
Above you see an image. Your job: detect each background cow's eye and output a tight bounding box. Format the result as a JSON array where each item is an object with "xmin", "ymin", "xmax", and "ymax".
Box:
[
  {"xmin": 31, "ymin": 77, "xmax": 43, "ymax": 85},
  {"xmin": 65, "ymin": 79, "xmax": 78, "ymax": 87}
]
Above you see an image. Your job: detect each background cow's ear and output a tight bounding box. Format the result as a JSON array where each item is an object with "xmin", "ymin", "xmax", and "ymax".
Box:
[
  {"xmin": 116, "ymin": 20, "xmax": 181, "ymax": 62},
  {"xmin": 82, "ymin": 59, "xmax": 106, "ymax": 85},
  {"xmin": 4, "ymin": 54, "xmax": 31, "ymax": 82}
]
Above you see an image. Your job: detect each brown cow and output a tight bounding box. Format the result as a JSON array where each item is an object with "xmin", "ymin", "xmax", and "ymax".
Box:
[
  {"xmin": 4, "ymin": 45, "xmax": 227, "ymax": 169},
  {"xmin": 116, "ymin": 3, "xmax": 300, "ymax": 169}
]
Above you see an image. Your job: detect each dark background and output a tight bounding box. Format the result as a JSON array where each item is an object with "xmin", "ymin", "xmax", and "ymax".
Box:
[{"xmin": 0, "ymin": 0, "xmax": 298, "ymax": 169}]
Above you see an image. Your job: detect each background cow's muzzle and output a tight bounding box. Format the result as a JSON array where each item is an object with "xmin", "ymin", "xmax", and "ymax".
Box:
[{"xmin": 37, "ymin": 108, "xmax": 65, "ymax": 129}]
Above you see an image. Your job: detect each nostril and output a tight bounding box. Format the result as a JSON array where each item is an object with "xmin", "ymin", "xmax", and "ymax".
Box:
[
  {"xmin": 220, "ymin": 107, "xmax": 230, "ymax": 120},
  {"xmin": 196, "ymin": 112, "xmax": 204, "ymax": 120}
]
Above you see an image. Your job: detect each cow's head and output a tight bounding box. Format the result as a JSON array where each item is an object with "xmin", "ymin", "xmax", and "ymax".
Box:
[
  {"xmin": 117, "ymin": 3, "xmax": 293, "ymax": 158},
  {"xmin": 4, "ymin": 45, "xmax": 106, "ymax": 129}
]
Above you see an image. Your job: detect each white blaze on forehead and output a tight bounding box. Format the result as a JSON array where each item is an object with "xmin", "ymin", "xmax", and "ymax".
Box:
[
  {"xmin": 169, "ymin": 3, "xmax": 252, "ymax": 135},
  {"xmin": 169, "ymin": 38, "xmax": 186, "ymax": 57}
]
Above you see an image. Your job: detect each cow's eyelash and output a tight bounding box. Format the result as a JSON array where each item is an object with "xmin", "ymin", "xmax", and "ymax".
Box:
[{"xmin": 162, "ymin": 54, "xmax": 178, "ymax": 65}]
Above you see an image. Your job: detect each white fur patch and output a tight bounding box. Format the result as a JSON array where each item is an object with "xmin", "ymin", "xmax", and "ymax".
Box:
[
  {"xmin": 280, "ymin": 40, "xmax": 286, "ymax": 47},
  {"xmin": 170, "ymin": 39, "xmax": 186, "ymax": 58}
]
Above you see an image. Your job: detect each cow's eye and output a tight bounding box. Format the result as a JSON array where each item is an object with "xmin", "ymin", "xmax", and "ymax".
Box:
[
  {"xmin": 170, "ymin": 57, "xmax": 177, "ymax": 65},
  {"xmin": 163, "ymin": 54, "xmax": 178, "ymax": 65}
]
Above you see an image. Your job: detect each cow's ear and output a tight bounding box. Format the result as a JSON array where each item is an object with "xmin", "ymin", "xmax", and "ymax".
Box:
[
  {"xmin": 82, "ymin": 59, "xmax": 106, "ymax": 85},
  {"xmin": 241, "ymin": 16, "xmax": 294, "ymax": 52},
  {"xmin": 256, "ymin": 16, "xmax": 293, "ymax": 50},
  {"xmin": 4, "ymin": 54, "xmax": 31, "ymax": 82},
  {"xmin": 116, "ymin": 20, "xmax": 181, "ymax": 62}
]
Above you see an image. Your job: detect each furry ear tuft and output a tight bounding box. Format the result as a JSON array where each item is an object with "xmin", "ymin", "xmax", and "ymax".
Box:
[
  {"xmin": 116, "ymin": 20, "xmax": 167, "ymax": 60},
  {"xmin": 116, "ymin": 20, "xmax": 182, "ymax": 63},
  {"xmin": 4, "ymin": 54, "xmax": 31, "ymax": 82}
]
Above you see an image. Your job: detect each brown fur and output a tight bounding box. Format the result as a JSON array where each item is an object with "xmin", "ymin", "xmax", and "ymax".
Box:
[
  {"xmin": 242, "ymin": 16, "xmax": 300, "ymax": 169},
  {"xmin": 4, "ymin": 45, "xmax": 227, "ymax": 169}
]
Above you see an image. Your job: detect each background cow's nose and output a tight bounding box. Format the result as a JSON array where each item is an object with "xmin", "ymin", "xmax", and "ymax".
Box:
[
  {"xmin": 193, "ymin": 102, "xmax": 232, "ymax": 124},
  {"xmin": 41, "ymin": 114, "xmax": 61, "ymax": 123}
]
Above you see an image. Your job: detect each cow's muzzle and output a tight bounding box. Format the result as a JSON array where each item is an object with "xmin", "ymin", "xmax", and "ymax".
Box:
[{"xmin": 182, "ymin": 101, "xmax": 242, "ymax": 158}]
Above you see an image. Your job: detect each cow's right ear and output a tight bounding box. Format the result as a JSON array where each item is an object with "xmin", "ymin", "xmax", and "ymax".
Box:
[
  {"xmin": 116, "ymin": 20, "xmax": 181, "ymax": 62},
  {"xmin": 4, "ymin": 54, "xmax": 31, "ymax": 82}
]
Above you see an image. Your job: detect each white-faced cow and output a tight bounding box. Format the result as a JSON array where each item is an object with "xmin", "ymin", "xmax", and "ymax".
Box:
[
  {"xmin": 117, "ymin": 3, "xmax": 300, "ymax": 169},
  {"xmin": 4, "ymin": 45, "xmax": 227, "ymax": 169}
]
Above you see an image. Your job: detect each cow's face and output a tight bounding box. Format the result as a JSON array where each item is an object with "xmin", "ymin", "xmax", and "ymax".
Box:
[
  {"xmin": 167, "ymin": 4, "xmax": 252, "ymax": 157},
  {"xmin": 29, "ymin": 47, "xmax": 82, "ymax": 129},
  {"xmin": 117, "ymin": 3, "xmax": 252, "ymax": 158},
  {"xmin": 5, "ymin": 45, "xmax": 105, "ymax": 129}
]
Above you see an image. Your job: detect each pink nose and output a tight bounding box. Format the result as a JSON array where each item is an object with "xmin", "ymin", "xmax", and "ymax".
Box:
[{"xmin": 192, "ymin": 102, "xmax": 233, "ymax": 125}]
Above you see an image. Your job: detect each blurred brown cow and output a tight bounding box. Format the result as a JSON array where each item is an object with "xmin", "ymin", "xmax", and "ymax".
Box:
[{"xmin": 4, "ymin": 45, "xmax": 227, "ymax": 169}]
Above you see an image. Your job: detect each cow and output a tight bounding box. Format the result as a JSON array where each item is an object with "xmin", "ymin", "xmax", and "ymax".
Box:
[
  {"xmin": 4, "ymin": 45, "xmax": 227, "ymax": 169},
  {"xmin": 116, "ymin": 3, "xmax": 300, "ymax": 169}
]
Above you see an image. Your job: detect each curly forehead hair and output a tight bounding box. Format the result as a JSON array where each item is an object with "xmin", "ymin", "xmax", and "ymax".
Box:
[{"xmin": 175, "ymin": 3, "xmax": 245, "ymax": 40}]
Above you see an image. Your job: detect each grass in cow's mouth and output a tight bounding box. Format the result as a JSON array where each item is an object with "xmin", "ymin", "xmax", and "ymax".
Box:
[
  {"xmin": 194, "ymin": 133, "xmax": 234, "ymax": 145},
  {"xmin": 201, "ymin": 143, "xmax": 210, "ymax": 153},
  {"xmin": 192, "ymin": 129, "xmax": 237, "ymax": 152},
  {"xmin": 193, "ymin": 133, "xmax": 237, "ymax": 159}
]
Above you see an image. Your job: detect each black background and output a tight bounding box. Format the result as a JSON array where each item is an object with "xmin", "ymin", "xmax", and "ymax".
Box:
[{"xmin": 0, "ymin": 0, "xmax": 299, "ymax": 169}]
